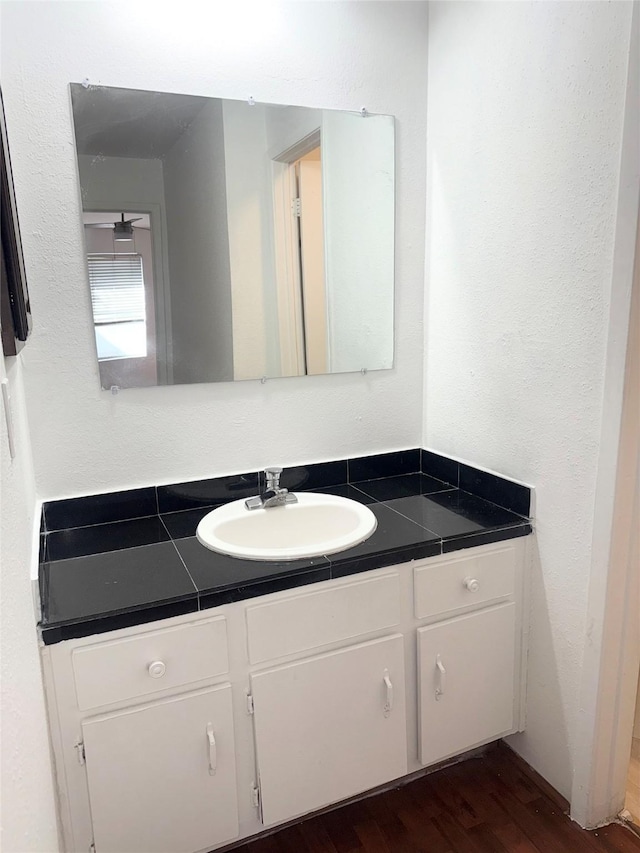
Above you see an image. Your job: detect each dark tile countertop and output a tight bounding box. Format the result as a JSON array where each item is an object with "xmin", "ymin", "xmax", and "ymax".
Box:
[{"xmin": 39, "ymin": 450, "xmax": 533, "ymax": 644}]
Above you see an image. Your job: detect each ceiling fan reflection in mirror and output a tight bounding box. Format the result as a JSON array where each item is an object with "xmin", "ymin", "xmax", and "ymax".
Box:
[{"xmin": 85, "ymin": 213, "xmax": 143, "ymax": 241}]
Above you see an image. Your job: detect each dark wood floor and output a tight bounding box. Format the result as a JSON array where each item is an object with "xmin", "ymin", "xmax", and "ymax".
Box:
[{"xmin": 231, "ymin": 744, "xmax": 640, "ymax": 853}]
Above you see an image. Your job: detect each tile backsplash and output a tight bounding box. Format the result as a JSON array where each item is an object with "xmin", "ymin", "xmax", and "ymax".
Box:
[{"xmin": 42, "ymin": 449, "xmax": 531, "ymax": 532}]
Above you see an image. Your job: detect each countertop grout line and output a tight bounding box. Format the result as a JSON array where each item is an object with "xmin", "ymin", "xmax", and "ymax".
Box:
[
  {"xmin": 348, "ymin": 470, "xmax": 421, "ymax": 485},
  {"xmin": 44, "ymin": 512, "xmax": 161, "ymax": 535},
  {"xmin": 197, "ymin": 560, "xmax": 332, "ymax": 601},
  {"xmin": 158, "ymin": 502, "xmax": 223, "ymax": 519},
  {"xmin": 352, "ymin": 483, "xmax": 455, "ymax": 502},
  {"xmin": 376, "ymin": 500, "xmax": 444, "ymax": 539},
  {"xmin": 348, "ymin": 483, "xmax": 380, "ymax": 500},
  {"xmin": 328, "ymin": 539, "xmax": 444, "ymax": 574},
  {"xmin": 160, "ymin": 518, "xmax": 200, "ymax": 603},
  {"xmin": 348, "ymin": 470, "xmax": 435, "ymax": 487}
]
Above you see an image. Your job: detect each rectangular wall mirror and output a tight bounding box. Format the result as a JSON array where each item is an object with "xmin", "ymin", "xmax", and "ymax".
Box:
[{"xmin": 70, "ymin": 84, "xmax": 395, "ymax": 389}]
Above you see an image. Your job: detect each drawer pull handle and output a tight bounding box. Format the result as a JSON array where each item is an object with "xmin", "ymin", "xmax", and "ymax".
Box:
[
  {"xmin": 383, "ymin": 669, "xmax": 393, "ymax": 717},
  {"xmin": 464, "ymin": 577, "xmax": 480, "ymax": 592},
  {"xmin": 148, "ymin": 661, "xmax": 166, "ymax": 679},
  {"xmin": 206, "ymin": 723, "xmax": 217, "ymax": 775},
  {"xmin": 435, "ymin": 655, "xmax": 446, "ymax": 700}
]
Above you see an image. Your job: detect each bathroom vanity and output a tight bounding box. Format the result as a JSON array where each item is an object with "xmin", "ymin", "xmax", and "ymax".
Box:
[{"xmin": 38, "ymin": 450, "xmax": 533, "ymax": 853}]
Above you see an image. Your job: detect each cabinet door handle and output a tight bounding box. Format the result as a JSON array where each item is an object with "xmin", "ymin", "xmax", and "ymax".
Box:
[
  {"xmin": 435, "ymin": 655, "xmax": 446, "ymax": 701},
  {"xmin": 206, "ymin": 723, "xmax": 217, "ymax": 775},
  {"xmin": 383, "ymin": 669, "xmax": 393, "ymax": 717}
]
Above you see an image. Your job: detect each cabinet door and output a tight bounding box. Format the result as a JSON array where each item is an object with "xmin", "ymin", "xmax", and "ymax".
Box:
[
  {"xmin": 82, "ymin": 684, "xmax": 238, "ymax": 853},
  {"xmin": 418, "ymin": 603, "xmax": 515, "ymax": 766},
  {"xmin": 251, "ymin": 634, "xmax": 407, "ymax": 826}
]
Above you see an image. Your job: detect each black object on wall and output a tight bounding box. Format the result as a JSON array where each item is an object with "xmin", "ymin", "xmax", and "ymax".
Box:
[{"xmin": 1, "ymin": 88, "xmax": 32, "ymax": 356}]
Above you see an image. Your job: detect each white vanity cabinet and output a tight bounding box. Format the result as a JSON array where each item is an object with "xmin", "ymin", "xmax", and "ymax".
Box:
[
  {"xmin": 417, "ymin": 603, "xmax": 516, "ymax": 766},
  {"xmin": 250, "ymin": 633, "xmax": 407, "ymax": 826},
  {"xmin": 413, "ymin": 544, "xmax": 522, "ymax": 767},
  {"xmin": 81, "ymin": 684, "xmax": 238, "ymax": 853},
  {"xmin": 43, "ymin": 615, "xmax": 240, "ymax": 853},
  {"xmin": 42, "ymin": 538, "xmax": 529, "ymax": 853}
]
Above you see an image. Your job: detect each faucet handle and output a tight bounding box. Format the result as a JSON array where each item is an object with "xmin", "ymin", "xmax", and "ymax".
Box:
[{"xmin": 265, "ymin": 467, "xmax": 283, "ymax": 489}]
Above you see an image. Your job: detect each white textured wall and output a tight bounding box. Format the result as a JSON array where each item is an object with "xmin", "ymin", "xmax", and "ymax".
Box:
[
  {"xmin": 322, "ymin": 110, "xmax": 395, "ymax": 372},
  {"xmin": 223, "ymin": 100, "xmax": 279, "ymax": 379},
  {"xmin": 164, "ymin": 99, "xmax": 234, "ymax": 383},
  {"xmin": 424, "ymin": 1, "xmax": 634, "ymax": 798},
  {"xmin": 0, "ymin": 356, "xmax": 59, "ymax": 852},
  {"xmin": 1, "ymin": 0, "xmax": 427, "ymax": 498}
]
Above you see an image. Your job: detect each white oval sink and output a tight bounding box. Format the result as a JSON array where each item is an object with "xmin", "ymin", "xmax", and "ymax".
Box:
[{"xmin": 196, "ymin": 493, "xmax": 377, "ymax": 561}]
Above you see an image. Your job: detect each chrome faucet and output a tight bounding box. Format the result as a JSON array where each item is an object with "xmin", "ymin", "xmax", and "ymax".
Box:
[{"xmin": 245, "ymin": 467, "xmax": 299, "ymax": 510}]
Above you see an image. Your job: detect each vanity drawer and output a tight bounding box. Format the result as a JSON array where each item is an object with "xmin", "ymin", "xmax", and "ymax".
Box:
[
  {"xmin": 72, "ymin": 617, "xmax": 229, "ymax": 710},
  {"xmin": 414, "ymin": 545, "xmax": 515, "ymax": 620},
  {"xmin": 246, "ymin": 573, "xmax": 400, "ymax": 664}
]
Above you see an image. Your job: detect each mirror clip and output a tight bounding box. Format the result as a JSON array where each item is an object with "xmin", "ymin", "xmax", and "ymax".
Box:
[
  {"xmin": 248, "ymin": 96, "xmax": 256, "ymax": 106},
  {"xmin": 360, "ymin": 107, "xmax": 367, "ymax": 118}
]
